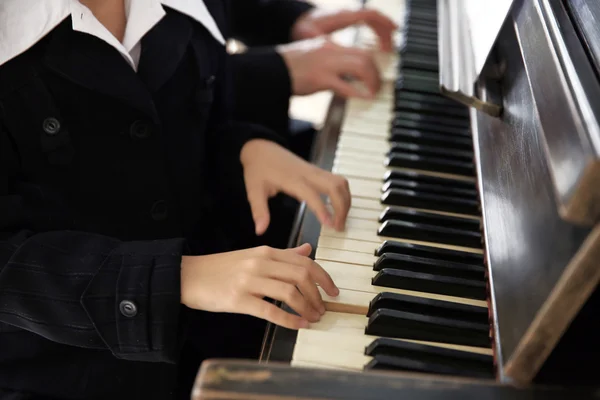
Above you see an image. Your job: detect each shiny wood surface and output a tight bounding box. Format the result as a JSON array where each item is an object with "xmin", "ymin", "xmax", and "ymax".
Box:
[{"xmin": 192, "ymin": 360, "xmax": 599, "ymax": 400}]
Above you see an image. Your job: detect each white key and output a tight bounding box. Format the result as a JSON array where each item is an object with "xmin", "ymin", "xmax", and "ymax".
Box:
[
  {"xmin": 320, "ymin": 218, "xmax": 483, "ymax": 254},
  {"xmin": 292, "ymin": 322, "xmax": 492, "ymax": 370},
  {"xmin": 317, "ymin": 260, "xmax": 487, "ymax": 308},
  {"xmin": 315, "ymin": 247, "xmax": 377, "ymax": 267}
]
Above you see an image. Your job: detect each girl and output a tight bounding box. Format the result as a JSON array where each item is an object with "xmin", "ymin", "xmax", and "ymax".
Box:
[{"xmin": 0, "ymin": 0, "xmax": 350, "ymax": 398}]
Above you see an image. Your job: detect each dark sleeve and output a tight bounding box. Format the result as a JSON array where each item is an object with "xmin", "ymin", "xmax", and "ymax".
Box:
[
  {"xmin": 0, "ymin": 125, "xmax": 186, "ymax": 364},
  {"xmin": 207, "ymin": 37, "xmax": 288, "ymax": 161},
  {"xmin": 230, "ymin": 0, "xmax": 315, "ymax": 46},
  {"xmin": 231, "ymin": 49, "xmax": 293, "ymax": 138}
]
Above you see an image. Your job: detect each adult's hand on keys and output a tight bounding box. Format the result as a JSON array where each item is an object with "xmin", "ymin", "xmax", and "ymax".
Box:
[
  {"xmin": 240, "ymin": 139, "xmax": 351, "ymax": 235},
  {"xmin": 291, "ymin": 8, "xmax": 398, "ymax": 52},
  {"xmin": 180, "ymin": 244, "xmax": 339, "ymax": 329},
  {"xmin": 279, "ymin": 37, "xmax": 381, "ymax": 98}
]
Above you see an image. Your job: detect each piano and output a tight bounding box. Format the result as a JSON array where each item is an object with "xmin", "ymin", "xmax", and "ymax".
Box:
[{"xmin": 194, "ymin": 0, "xmax": 600, "ymax": 397}]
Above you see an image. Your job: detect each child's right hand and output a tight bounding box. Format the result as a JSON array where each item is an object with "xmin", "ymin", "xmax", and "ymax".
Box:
[{"xmin": 180, "ymin": 243, "xmax": 339, "ymax": 330}]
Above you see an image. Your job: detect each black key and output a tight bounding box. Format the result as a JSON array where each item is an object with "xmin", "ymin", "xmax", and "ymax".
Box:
[
  {"xmin": 373, "ymin": 253, "xmax": 485, "ymax": 280},
  {"xmin": 394, "ymin": 90, "xmax": 465, "ymax": 110},
  {"xmin": 368, "ymin": 292, "xmax": 488, "ymax": 324},
  {"xmin": 382, "ymin": 188, "xmax": 480, "ymax": 215},
  {"xmin": 390, "ymin": 128, "xmax": 474, "ymax": 151},
  {"xmin": 397, "ymin": 75, "xmax": 440, "ymax": 94},
  {"xmin": 400, "ymin": 53, "xmax": 438, "ymax": 72},
  {"xmin": 405, "ymin": 32, "xmax": 437, "ymax": 46},
  {"xmin": 379, "ymin": 207, "xmax": 480, "ymax": 230},
  {"xmin": 366, "ymin": 308, "xmax": 491, "ymax": 347},
  {"xmin": 394, "ymin": 98, "xmax": 467, "ymax": 118},
  {"xmin": 395, "ymin": 110, "xmax": 470, "ymax": 130},
  {"xmin": 393, "ymin": 117, "xmax": 471, "ymax": 137},
  {"xmin": 382, "ymin": 179, "xmax": 478, "ymax": 200},
  {"xmin": 372, "ymin": 268, "xmax": 487, "ymax": 300},
  {"xmin": 384, "ymin": 170, "xmax": 477, "ymax": 191},
  {"xmin": 378, "ymin": 219, "xmax": 482, "ymax": 248},
  {"xmin": 388, "ymin": 142, "xmax": 473, "ymax": 162},
  {"xmin": 364, "ymin": 338, "xmax": 494, "ymax": 378},
  {"xmin": 386, "ymin": 152, "xmax": 475, "ymax": 177},
  {"xmin": 375, "ymin": 240, "xmax": 484, "ymax": 265},
  {"xmin": 406, "ymin": 23, "xmax": 439, "ymax": 37}
]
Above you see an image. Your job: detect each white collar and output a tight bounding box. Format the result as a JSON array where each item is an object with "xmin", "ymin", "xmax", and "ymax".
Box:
[{"xmin": 0, "ymin": 0, "xmax": 226, "ymax": 69}]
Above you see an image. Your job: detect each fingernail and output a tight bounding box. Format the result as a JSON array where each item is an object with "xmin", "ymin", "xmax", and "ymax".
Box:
[
  {"xmin": 319, "ymin": 304, "xmax": 326, "ymax": 315},
  {"xmin": 299, "ymin": 319, "xmax": 309, "ymax": 328},
  {"xmin": 333, "ymin": 287, "xmax": 340, "ymax": 296}
]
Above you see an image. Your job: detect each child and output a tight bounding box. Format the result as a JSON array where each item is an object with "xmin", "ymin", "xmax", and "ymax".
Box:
[{"xmin": 0, "ymin": 1, "xmax": 349, "ymax": 398}]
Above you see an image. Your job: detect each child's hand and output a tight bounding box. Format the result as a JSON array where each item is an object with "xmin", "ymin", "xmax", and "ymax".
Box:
[
  {"xmin": 180, "ymin": 244, "xmax": 339, "ymax": 330},
  {"xmin": 240, "ymin": 139, "xmax": 351, "ymax": 235}
]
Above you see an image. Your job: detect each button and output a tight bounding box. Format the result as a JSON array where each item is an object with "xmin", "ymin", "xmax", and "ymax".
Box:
[
  {"xmin": 130, "ymin": 120, "xmax": 151, "ymax": 139},
  {"xmin": 151, "ymin": 200, "xmax": 168, "ymax": 221},
  {"xmin": 43, "ymin": 118, "xmax": 61, "ymax": 136},
  {"xmin": 206, "ymin": 75, "xmax": 216, "ymax": 86},
  {"xmin": 119, "ymin": 300, "xmax": 137, "ymax": 317}
]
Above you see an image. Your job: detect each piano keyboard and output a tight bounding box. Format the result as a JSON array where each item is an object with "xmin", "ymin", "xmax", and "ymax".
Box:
[{"xmin": 290, "ymin": 0, "xmax": 495, "ymax": 379}]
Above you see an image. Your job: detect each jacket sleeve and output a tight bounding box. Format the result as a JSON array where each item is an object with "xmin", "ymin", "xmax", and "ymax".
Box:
[
  {"xmin": 230, "ymin": 0, "xmax": 315, "ymax": 46},
  {"xmin": 230, "ymin": 49, "xmax": 293, "ymax": 138},
  {"xmin": 207, "ymin": 35, "xmax": 288, "ymax": 161},
  {"xmin": 0, "ymin": 126, "xmax": 186, "ymax": 364}
]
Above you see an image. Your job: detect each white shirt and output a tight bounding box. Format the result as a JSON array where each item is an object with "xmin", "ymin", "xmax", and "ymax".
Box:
[{"xmin": 0, "ymin": 0, "xmax": 226, "ymax": 71}]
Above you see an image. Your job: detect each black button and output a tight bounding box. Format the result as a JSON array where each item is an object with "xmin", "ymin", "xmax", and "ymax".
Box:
[
  {"xmin": 206, "ymin": 75, "xmax": 216, "ymax": 86},
  {"xmin": 43, "ymin": 118, "xmax": 61, "ymax": 136},
  {"xmin": 151, "ymin": 200, "xmax": 168, "ymax": 221},
  {"xmin": 119, "ymin": 300, "xmax": 138, "ymax": 317},
  {"xmin": 130, "ymin": 120, "xmax": 151, "ymax": 139}
]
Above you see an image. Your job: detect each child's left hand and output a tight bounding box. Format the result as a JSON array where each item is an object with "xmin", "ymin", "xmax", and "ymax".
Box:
[{"xmin": 240, "ymin": 139, "xmax": 351, "ymax": 236}]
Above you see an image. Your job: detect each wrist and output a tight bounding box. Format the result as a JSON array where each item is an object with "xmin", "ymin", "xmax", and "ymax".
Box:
[{"xmin": 240, "ymin": 139, "xmax": 270, "ymax": 166}]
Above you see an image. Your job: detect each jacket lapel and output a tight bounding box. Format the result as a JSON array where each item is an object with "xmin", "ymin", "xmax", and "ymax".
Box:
[
  {"xmin": 42, "ymin": 14, "xmax": 194, "ymax": 121},
  {"xmin": 137, "ymin": 11, "xmax": 193, "ymax": 93}
]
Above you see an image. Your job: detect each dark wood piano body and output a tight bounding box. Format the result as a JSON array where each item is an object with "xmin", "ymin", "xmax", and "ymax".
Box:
[
  {"xmin": 200, "ymin": 0, "xmax": 600, "ymax": 396},
  {"xmin": 192, "ymin": 360, "xmax": 599, "ymax": 400}
]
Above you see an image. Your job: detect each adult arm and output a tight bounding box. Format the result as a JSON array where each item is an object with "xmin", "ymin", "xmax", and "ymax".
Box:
[{"xmin": 229, "ymin": 0, "xmax": 315, "ymax": 47}]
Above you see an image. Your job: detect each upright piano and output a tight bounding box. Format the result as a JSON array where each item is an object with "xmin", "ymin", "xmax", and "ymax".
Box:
[{"xmin": 195, "ymin": 0, "xmax": 600, "ymax": 397}]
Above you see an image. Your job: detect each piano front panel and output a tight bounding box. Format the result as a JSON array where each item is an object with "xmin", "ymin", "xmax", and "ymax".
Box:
[{"xmin": 475, "ymin": 0, "xmax": 599, "ymax": 382}]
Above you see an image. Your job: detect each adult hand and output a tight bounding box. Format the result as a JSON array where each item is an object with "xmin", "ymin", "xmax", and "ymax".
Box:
[
  {"xmin": 180, "ymin": 243, "xmax": 339, "ymax": 329},
  {"xmin": 240, "ymin": 139, "xmax": 351, "ymax": 235},
  {"xmin": 291, "ymin": 8, "xmax": 398, "ymax": 52},
  {"xmin": 279, "ymin": 38, "xmax": 381, "ymax": 98}
]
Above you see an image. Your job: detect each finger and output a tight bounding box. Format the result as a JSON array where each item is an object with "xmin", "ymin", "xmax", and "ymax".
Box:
[
  {"xmin": 269, "ymin": 250, "xmax": 339, "ymax": 299},
  {"xmin": 315, "ymin": 10, "xmax": 398, "ymax": 51},
  {"xmin": 328, "ymin": 76, "xmax": 372, "ymax": 99},
  {"xmin": 356, "ymin": 9, "xmax": 398, "ymax": 52},
  {"xmin": 291, "ymin": 243, "xmax": 312, "ymax": 257},
  {"xmin": 312, "ymin": 173, "xmax": 351, "ymax": 231},
  {"xmin": 259, "ymin": 258, "xmax": 325, "ymax": 314},
  {"xmin": 246, "ymin": 183, "xmax": 271, "ymax": 236},
  {"xmin": 337, "ymin": 50, "xmax": 382, "ymax": 97},
  {"xmin": 293, "ymin": 21, "xmax": 323, "ymax": 40},
  {"xmin": 250, "ymin": 277, "xmax": 321, "ymax": 322},
  {"xmin": 238, "ymin": 295, "xmax": 309, "ymax": 330},
  {"xmin": 285, "ymin": 179, "xmax": 333, "ymax": 228}
]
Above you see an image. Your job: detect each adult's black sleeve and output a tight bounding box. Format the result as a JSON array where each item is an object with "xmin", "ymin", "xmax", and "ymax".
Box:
[
  {"xmin": 230, "ymin": 49, "xmax": 293, "ymax": 138},
  {"xmin": 0, "ymin": 125, "xmax": 186, "ymax": 364},
  {"xmin": 230, "ymin": 0, "xmax": 315, "ymax": 46}
]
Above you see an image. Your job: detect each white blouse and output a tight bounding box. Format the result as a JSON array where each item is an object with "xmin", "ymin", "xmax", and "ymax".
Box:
[{"xmin": 0, "ymin": 0, "xmax": 226, "ymax": 70}]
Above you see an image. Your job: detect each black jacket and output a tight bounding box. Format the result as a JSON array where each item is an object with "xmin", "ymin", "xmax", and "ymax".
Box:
[
  {"xmin": 229, "ymin": 0, "xmax": 315, "ymax": 136},
  {"xmin": 0, "ymin": 3, "xmax": 280, "ymax": 399}
]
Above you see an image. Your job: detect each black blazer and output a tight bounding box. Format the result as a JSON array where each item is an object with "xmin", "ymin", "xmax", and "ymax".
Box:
[
  {"xmin": 0, "ymin": 3, "xmax": 280, "ymax": 399},
  {"xmin": 229, "ymin": 0, "xmax": 315, "ymax": 136}
]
